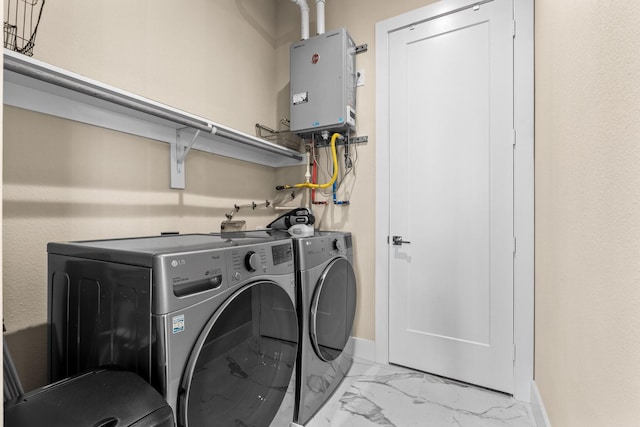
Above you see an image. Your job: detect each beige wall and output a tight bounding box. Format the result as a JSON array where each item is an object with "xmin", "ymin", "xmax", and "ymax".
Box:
[
  {"xmin": 34, "ymin": 0, "xmax": 280, "ymax": 132},
  {"xmin": 535, "ymin": 1, "xmax": 640, "ymax": 425}
]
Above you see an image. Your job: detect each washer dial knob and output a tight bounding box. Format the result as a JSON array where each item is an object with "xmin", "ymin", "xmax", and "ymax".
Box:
[
  {"xmin": 245, "ymin": 251, "xmax": 259, "ymax": 272},
  {"xmin": 333, "ymin": 239, "xmax": 343, "ymax": 252}
]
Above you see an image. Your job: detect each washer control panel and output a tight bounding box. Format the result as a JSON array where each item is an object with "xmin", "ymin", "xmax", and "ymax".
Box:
[
  {"xmin": 155, "ymin": 239, "xmax": 294, "ymax": 309},
  {"xmin": 272, "ymin": 242, "xmax": 294, "ymax": 265},
  {"xmin": 158, "ymin": 250, "xmax": 228, "ymax": 298},
  {"xmin": 244, "ymin": 251, "xmax": 259, "ymax": 272},
  {"xmin": 229, "ymin": 241, "xmax": 294, "ymax": 283}
]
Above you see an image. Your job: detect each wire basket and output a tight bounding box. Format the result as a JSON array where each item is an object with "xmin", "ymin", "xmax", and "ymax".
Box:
[
  {"xmin": 256, "ymin": 122, "xmax": 302, "ymax": 151},
  {"xmin": 4, "ymin": 0, "xmax": 45, "ymax": 56}
]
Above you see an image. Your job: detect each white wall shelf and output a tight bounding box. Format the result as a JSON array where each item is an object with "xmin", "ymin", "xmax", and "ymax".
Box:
[{"xmin": 3, "ymin": 49, "xmax": 304, "ymax": 189}]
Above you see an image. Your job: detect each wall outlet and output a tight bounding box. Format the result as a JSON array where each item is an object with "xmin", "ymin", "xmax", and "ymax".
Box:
[{"xmin": 356, "ymin": 69, "xmax": 365, "ymax": 87}]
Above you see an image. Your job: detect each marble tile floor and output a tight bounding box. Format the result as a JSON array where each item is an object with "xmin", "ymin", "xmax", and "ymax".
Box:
[{"xmin": 305, "ymin": 358, "xmax": 537, "ymax": 427}]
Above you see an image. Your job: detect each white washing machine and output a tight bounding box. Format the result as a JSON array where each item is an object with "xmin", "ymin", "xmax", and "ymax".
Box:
[
  {"xmin": 292, "ymin": 231, "xmax": 357, "ymax": 425},
  {"xmin": 48, "ymin": 233, "xmax": 298, "ymax": 427}
]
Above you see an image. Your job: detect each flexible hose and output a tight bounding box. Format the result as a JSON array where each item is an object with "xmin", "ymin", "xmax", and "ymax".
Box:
[{"xmin": 276, "ymin": 133, "xmax": 342, "ymax": 190}]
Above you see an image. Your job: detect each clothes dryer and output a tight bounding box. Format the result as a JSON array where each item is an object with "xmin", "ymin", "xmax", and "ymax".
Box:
[
  {"xmin": 47, "ymin": 233, "xmax": 298, "ymax": 427},
  {"xmin": 292, "ymin": 231, "xmax": 357, "ymax": 425}
]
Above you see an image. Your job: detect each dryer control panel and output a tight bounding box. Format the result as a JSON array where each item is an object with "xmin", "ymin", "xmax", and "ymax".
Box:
[{"xmin": 295, "ymin": 232, "xmax": 353, "ymax": 271}]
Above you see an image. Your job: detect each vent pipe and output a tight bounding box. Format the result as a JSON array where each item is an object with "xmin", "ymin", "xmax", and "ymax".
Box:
[
  {"xmin": 316, "ymin": 0, "xmax": 325, "ymax": 35},
  {"xmin": 290, "ymin": 0, "xmax": 310, "ymax": 40}
]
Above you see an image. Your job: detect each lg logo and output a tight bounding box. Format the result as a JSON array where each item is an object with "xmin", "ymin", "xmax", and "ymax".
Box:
[{"xmin": 171, "ymin": 259, "xmax": 186, "ymax": 268}]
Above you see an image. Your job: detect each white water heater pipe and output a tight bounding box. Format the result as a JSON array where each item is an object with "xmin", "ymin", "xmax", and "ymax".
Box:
[
  {"xmin": 290, "ymin": 0, "xmax": 310, "ymax": 40},
  {"xmin": 316, "ymin": 0, "xmax": 325, "ymax": 35}
]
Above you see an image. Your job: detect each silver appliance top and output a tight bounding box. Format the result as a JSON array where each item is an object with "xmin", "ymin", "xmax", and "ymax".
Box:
[{"xmin": 47, "ymin": 233, "xmax": 283, "ymax": 267}]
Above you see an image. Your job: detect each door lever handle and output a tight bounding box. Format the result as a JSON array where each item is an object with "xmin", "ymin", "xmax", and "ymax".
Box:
[{"xmin": 392, "ymin": 236, "xmax": 411, "ymax": 246}]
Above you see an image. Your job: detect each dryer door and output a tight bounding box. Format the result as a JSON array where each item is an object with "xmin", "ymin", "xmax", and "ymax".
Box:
[
  {"xmin": 310, "ymin": 257, "xmax": 357, "ymax": 361},
  {"xmin": 178, "ymin": 281, "xmax": 298, "ymax": 427}
]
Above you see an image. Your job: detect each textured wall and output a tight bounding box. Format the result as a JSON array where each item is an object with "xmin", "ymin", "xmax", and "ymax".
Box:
[{"xmin": 535, "ymin": 1, "xmax": 640, "ymax": 425}]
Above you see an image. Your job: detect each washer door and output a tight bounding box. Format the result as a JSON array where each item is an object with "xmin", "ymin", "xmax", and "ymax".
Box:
[
  {"xmin": 310, "ymin": 257, "xmax": 357, "ymax": 362},
  {"xmin": 178, "ymin": 281, "xmax": 298, "ymax": 427}
]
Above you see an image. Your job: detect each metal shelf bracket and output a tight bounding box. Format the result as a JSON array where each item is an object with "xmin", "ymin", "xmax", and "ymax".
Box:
[
  {"xmin": 170, "ymin": 136, "xmax": 187, "ymax": 190},
  {"xmin": 171, "ymin": 128, "xmax": 213, "ymax": 189}
]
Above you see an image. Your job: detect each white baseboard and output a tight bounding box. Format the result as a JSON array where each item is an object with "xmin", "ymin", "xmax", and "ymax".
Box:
[
  {"xmin": 531, "ymin": 381, "xmax": 553, "ymax": 427},
  {"xmin": 351, "ymin": 336, "xmax": 375, "ymax": 362}
]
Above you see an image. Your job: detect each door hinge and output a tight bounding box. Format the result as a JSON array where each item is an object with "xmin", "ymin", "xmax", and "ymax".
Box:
[
  {"xmin": 512, "ymin": 129, "xmax": 517, "ymax": 147},
  {"xmin": 513, "ymin": 344, "xmax": 517, "ymax": 362},
  {"xmin": 513, "ymin": 236, "xmax": 517, "ymax": 255},
  {"xmin": 512, "ymin": 20, "xmax": 516, "ymax": 38}
]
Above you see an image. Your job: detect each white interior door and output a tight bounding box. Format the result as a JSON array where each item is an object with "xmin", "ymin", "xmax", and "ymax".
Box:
[{"xmin": 388, "ymin": 0, "xmax": 514, "ymax": 393}]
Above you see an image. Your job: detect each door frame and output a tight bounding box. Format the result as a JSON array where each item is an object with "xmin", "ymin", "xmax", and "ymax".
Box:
[{"xmin": 375, "ymin": 0, "xmax": 534, "ymax": 402}]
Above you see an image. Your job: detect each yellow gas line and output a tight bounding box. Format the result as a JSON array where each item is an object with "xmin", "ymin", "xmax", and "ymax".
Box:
[{"xmin": 276, "ymin": 132, "xmax": 342, "ymax": 190}]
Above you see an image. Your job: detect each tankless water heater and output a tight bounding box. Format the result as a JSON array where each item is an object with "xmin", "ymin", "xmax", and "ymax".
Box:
[{"xmin": 290, "ymin": 28, "xmax": 356, "ymax": 137}]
